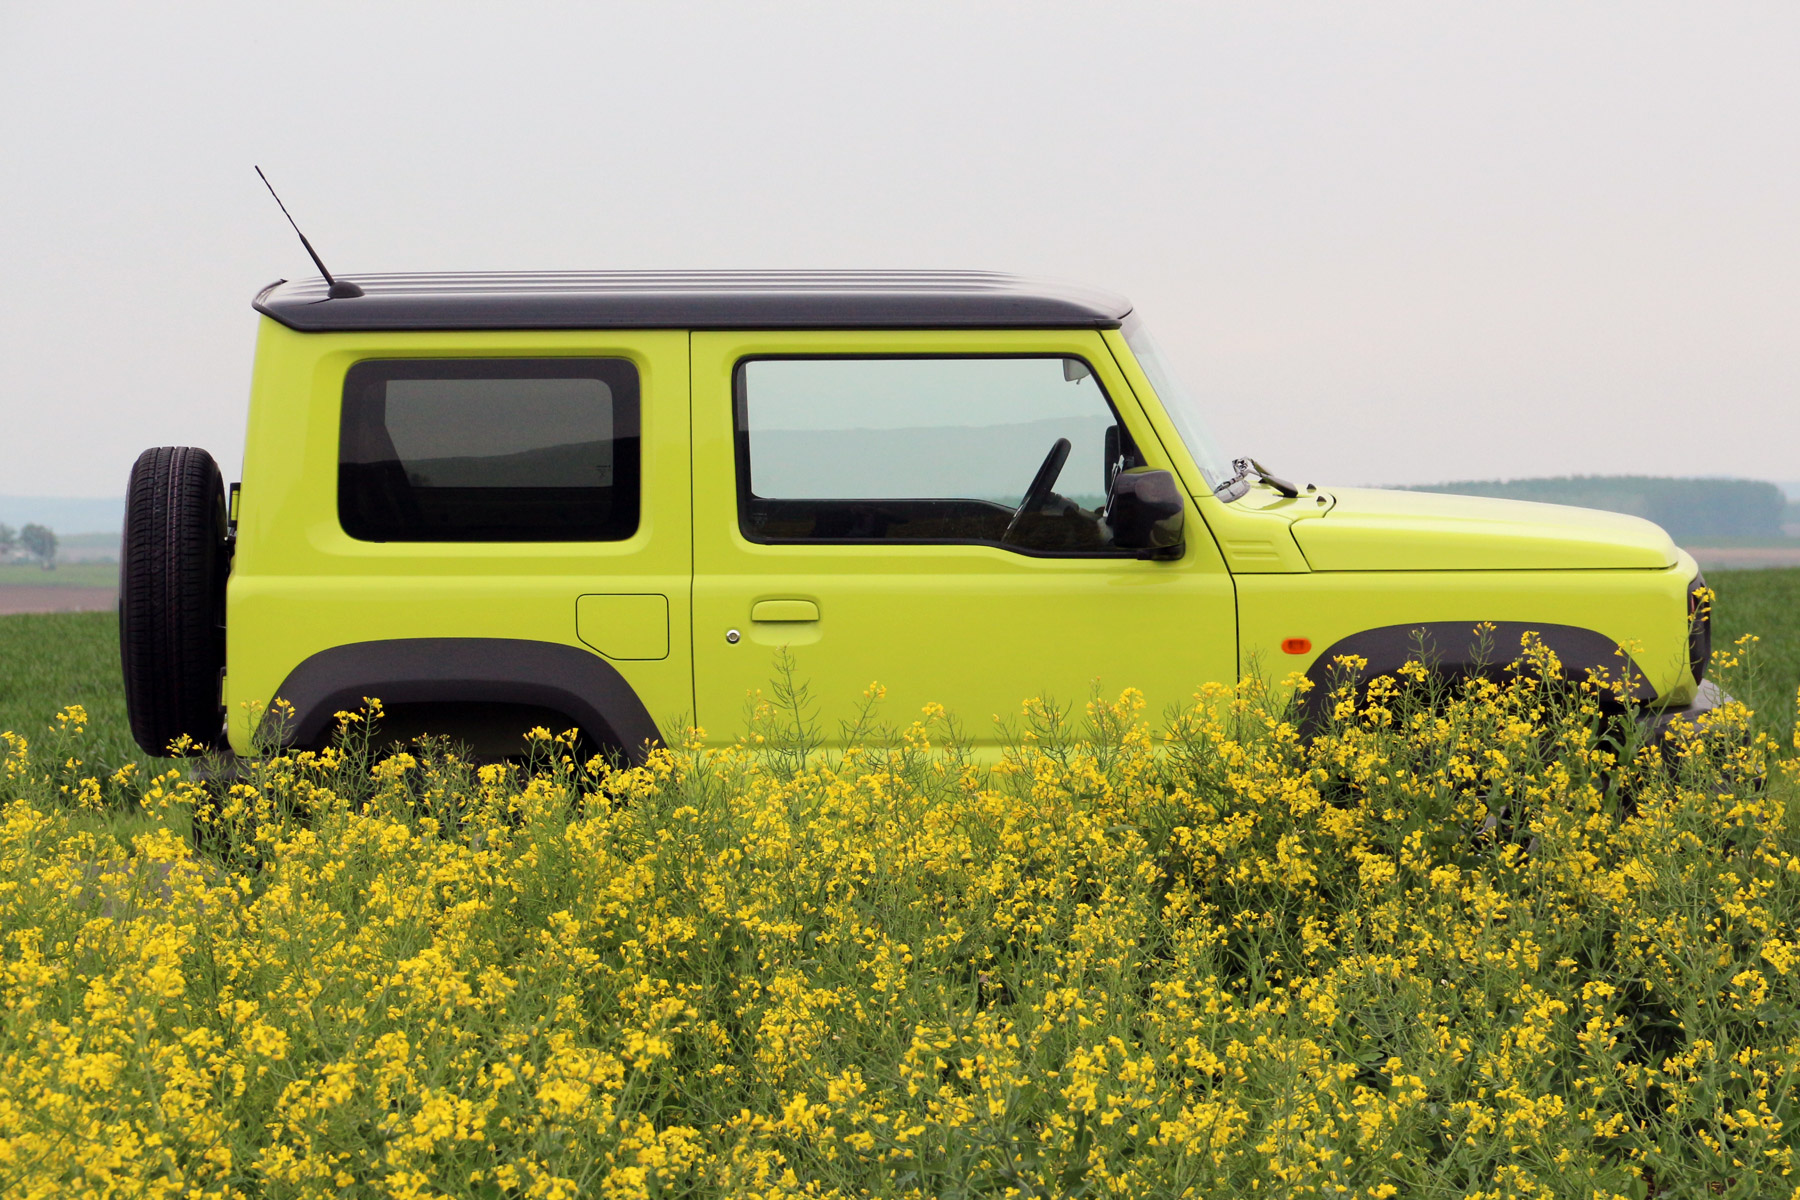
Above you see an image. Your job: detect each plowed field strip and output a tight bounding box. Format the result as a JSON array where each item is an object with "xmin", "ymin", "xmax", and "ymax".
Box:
[{"xmin": 0, "ymin": 586, "xmax": 116, "ymax": 615}]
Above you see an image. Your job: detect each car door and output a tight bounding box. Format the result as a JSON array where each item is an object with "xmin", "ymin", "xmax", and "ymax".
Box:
[{"xmin": 689, "ymin": 329, "xmax": 1236, "ymax": 748}]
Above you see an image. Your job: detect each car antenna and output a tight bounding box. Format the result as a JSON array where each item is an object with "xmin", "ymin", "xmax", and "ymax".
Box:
[{"xmin": 254, "ymin": 166, "xmax": 363, "ymax": 298}]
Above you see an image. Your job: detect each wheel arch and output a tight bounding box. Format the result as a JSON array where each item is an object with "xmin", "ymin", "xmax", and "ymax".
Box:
[
  {"xmin": 268, "ymin": 637, "xmax": 663, "ymax": 762},
  {"xmin": 1299, "ymin": 620, "xmax": 1656, "ymax": 730}
]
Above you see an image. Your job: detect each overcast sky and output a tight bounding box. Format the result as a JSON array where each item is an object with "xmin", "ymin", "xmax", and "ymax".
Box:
[{"xmin": 2, "ymin": 2, "xmax": 1796, "ymax": 498}]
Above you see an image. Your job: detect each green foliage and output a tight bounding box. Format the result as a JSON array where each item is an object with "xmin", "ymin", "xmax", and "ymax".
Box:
[
  {"xmin": 1409, "ymin": 476, "xmax": 1790, "ymax": 542},
  {"xmin": 17, "ymin": 523, "xmax": 57, "ymax": 568},
  {"xmin": 1, "ymin": 649, "xmax": 1797, "ymax": 1195},
  {"xmin": 0, "ymin": 580, "xmax": 1797, "ymax": 1194}
]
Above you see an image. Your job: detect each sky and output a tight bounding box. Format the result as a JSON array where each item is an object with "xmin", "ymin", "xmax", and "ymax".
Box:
[{"xmin": 2, "ymin": 2, "xmax": 1796, "ymax": 502}]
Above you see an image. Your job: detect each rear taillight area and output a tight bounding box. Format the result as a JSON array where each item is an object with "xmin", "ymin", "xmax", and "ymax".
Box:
[{"xmin": 1688, "ymin": 572, "xmax": 1713, "ymax": 684}]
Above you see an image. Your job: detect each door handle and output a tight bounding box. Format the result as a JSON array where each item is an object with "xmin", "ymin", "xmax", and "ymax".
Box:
[{"xmin": 751, "ymin": 599, "xmax": 820, "ymax": 623}]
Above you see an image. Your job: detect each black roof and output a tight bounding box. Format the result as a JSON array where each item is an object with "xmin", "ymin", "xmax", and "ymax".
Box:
[{"xmin": 253, "ymin": 270, "xmax": 1132, "ymax": 332}]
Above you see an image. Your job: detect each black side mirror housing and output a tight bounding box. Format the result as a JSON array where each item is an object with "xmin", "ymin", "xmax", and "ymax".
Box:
[{"xmin": 1107, "ymin": 467, "xmax": 1185, "ymax": 557}]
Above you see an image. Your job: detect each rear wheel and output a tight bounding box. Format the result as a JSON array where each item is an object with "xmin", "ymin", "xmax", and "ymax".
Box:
[{"xmin": 120, "ymin": 447, "xmax": 230, "ymax": 756}]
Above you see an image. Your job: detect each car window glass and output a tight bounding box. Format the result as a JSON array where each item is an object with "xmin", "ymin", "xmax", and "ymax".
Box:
[
  {"xmin": 736, "ymin": 356, "xmax": 1134, "ymax": 554},
  {"xmin": 383, "ymin": 378, "xmax": 614, "ymax": 488},
  {"xmin": 339, "ymin": 358, "xmax": 639, "ymax": 542}
]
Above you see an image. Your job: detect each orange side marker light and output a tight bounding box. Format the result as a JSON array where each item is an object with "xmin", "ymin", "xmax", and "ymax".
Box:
[{"xmin": 1281, "ymin": 637, "xmax": 1312, "ymax": 655}]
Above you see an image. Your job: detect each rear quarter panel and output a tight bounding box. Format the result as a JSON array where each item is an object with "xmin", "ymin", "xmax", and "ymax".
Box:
[{"xmin": 224, "ymin": 320, "xmax": 693, "ymax": 753}]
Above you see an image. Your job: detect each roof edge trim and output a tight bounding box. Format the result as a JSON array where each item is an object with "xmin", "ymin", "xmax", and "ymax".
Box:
[{"xmin": 252, "ymin": 270, "xmax": 1132, "ymax": 333}]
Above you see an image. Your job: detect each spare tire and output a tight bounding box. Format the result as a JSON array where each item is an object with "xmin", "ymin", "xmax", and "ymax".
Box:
[{"xmin": 120, "ymin": 447, "xmax": 231, "ymax": 756}]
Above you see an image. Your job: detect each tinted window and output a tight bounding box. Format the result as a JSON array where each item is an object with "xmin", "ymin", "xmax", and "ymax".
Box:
[
  {"xmin": 736, "ymin": 356, "xmax": 1139, "ymax": 554},
  {"xmin": 340, "ymin": 358, "xmax": 639, "ymax": 542}
]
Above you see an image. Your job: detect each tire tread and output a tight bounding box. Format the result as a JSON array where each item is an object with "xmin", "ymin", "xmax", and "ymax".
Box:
[{"xmin": 120, "ymin": 447, "xmax": 228, "ymax": 755}]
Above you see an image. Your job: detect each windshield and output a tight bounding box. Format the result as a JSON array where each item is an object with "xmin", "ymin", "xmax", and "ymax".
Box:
[{"xmin": 1120, "ymin": 315, "xmax": 1233, "ymax": 493}]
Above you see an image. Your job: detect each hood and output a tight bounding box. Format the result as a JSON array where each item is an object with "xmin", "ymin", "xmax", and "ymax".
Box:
[{"xmin": 1291, "ymin": 487, "xmax": 1680, "ymax": 571}]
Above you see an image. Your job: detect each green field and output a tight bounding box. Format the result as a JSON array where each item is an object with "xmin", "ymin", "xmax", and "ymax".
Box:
[
  {"xmin": 0, "ymin": 611, "xmax": 147, "ymax": 771},
  {"xmin": 2, "ymin": 567, "xmax": 1794, "ymax": 764},
  {"xmin": 0, "ymin": 561, "xmax": 119, "ymax": 588},
  {"xmin": 1707, "ymin": 567, "xmax": 1800, "ymax": 736}
]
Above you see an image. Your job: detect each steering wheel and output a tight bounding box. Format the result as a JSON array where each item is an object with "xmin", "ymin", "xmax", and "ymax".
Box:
[{"xmin": 1001, "ymin": 437, "xmax": 1072, "ymax": 544}]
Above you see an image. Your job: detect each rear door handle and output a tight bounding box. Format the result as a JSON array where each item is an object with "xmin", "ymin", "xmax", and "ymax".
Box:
[{"xmin": 751, "ymin": 599, "xmax": 820, "ymax": 622}]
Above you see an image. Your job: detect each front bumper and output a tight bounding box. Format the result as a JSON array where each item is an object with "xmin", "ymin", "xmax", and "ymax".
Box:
[{"xmin": 1641, "ymin": 678, "xmax": 1733, "ymax": 742}]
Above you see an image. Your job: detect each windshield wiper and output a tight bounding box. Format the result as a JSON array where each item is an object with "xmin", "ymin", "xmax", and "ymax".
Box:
[{"xmin": 1215, "ymin": 457, "xmax": 1300, "ymax": 499}]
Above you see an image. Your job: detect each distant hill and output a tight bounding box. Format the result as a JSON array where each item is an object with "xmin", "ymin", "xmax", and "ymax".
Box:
[
  {"xmin": 0, "ymin": 496, "xmax": 124, "ymax": 535},
  {"xmin": 1404, "ymin": 476, "xmax": 1789, "ymax": 542},
  {"xmin": 750, "ymin": 416, "xmax": 1115, "ymax": 501}
]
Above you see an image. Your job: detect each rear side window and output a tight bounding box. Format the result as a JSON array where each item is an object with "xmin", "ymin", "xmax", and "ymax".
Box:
[{"xmin": 339, "ymin": 358, "xmax": 640, "ymax": 542}]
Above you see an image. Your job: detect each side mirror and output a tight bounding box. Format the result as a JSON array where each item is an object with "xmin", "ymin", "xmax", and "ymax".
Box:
[{"xmin": 1107, "ymin": 467, "xmax": 1185, "ymax": 557}]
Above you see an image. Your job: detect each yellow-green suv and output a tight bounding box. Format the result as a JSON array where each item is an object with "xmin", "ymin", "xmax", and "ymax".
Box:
[{"xmin": 119, "ymin": 271, "xmax": 1717, "ymax": 760}]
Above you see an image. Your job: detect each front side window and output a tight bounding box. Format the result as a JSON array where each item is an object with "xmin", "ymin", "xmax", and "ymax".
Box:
[
  {"xmin": 735, "ymin": 356, "xmax": 1142, "ymax": 554},
  {"xmin": 339, "ymin": 358, "xmax": 640, "ymax": 542}
]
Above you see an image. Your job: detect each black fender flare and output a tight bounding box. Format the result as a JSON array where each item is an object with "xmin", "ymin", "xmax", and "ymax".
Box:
[
  {"xmin": 1300, "ymin": 621, "xmax": 1655, "ymax": 731},
  {"xmin": 270, "ymin": 638, "xmax": 663, "ymax": 762}
]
